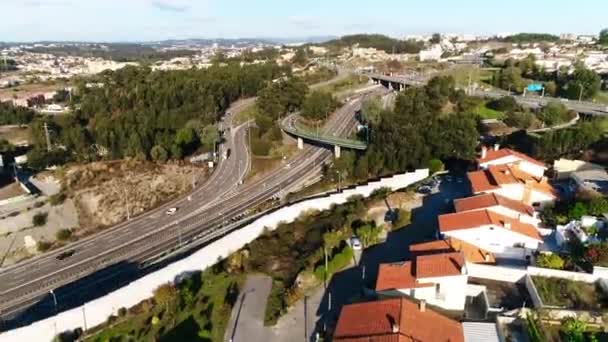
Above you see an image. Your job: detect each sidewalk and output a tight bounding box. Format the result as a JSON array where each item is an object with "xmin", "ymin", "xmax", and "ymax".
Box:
[{"xmin": 224, "ymin": 274, "xmax": 272, "ymax": 342}]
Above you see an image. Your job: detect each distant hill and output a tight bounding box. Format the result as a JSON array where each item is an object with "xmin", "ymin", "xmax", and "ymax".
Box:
[
  {"xmin": 501, "ymin": 33, "xmax": 560, "ymax": 43},
  {"xmin": 321, "ymin": 34, "xmax": 425, "ymax": 54}
]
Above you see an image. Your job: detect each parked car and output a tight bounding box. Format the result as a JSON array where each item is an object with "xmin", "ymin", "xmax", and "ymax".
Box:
[
  {"xmin": 56, "ymin": 249, "xmax": 76, "ymax": 261},
  {"xmin": 350, "ymin": 236, "xmax": 362, "ymax": 250},
  {"xmin": 166, "ymin": 207, "xmax": 178, "ymax": 215}
]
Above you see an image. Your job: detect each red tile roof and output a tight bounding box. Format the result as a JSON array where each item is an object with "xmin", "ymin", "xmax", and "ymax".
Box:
[
  {"xmin": 454, "ymin": 193, "xmax": 535, "ymax": 216},
  {"xmin": 477, "ymin": 148, "xmax": 546, "ymax": 167},
  {"xmin": 376, "ymin": 252, "xmax": 465, "ymax": 291},
  {"xmin": 467, "ymin": 165, "xmax": 556, "ymax": 198},
  {"xmin": 410, "ymin": 238, "xmax": 496, "ymax": 264},
  {"xmin": 333, "ymin": 297, "xmax": 464, "ymax": 342},
  {"xmin": 438, "ymin": 210, "xmax": 541, "ymax": 241}
]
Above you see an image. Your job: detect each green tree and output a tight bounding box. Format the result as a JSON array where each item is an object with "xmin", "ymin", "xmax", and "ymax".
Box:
[
  {"xmin": 560, "ymin": 317, "xmax": 589, "ymax": 342},
  {"xmin": 198, "ymin": 124, "xmax": 219, "ymax": 152},
  {"xmin": 499, "ymin": 66, "xmax": 524, "ymax": 93},
  {"xmin": 153, "ymin": 283, "xmax": 177, "ymax": 311},
  {"xmin": 292, "ymin": 48, "xmax": 308, "ymax": 66},
  {"xmin": 428, "ymin": 159, "xmax": 444, "ymax": 175},
  {"xmin": 356, "ymin": 223, "xmax": 383, "ymax": 248},
  {"xmin": 55, "ymin": 229, "xmax": 73, "ymax": 241},
  {"xmin": 561, "ymin": 65, "xmax": 601, "ymax": 100},
  {"xmin": 301, "ymin": 91, "xmax": 337, "ymax": 121},
  {"xmin": 150, "ymin": 145, "xmax": 168, "ymax": 162},
  {"xmin": 430, "ymin": 33, "xmax": 441, "ymax": 44},
  {"xmin": 32, "ymin": 212, "xmax": 48, "ymax": 227},
  {"xmin": 361, "ymin": 97, "xmax": 383, "ymax": 125},
  {"xmin": 600, "ymin": 28, "xmax": 608, "ymax": 45}
]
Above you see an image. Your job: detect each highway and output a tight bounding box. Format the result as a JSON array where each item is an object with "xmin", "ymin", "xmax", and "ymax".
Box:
[{"xmin": 0, "ymin": 85, "xmax": 370, "ymax": 330}]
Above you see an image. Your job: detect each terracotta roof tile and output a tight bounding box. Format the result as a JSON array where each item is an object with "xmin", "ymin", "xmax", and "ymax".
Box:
[
  {"xmin": 454, "ymin": 193, "xmax": 535, "ymax": 216},
  {"xmin": 477, "ymin": 148, "xmax": 546, "ymax": 167},
  {"xmin": 410, "ymin": 238, "xmax": 495, "ymax": 264},
  {"xmin": 467, "ymin": 165, "xmax": 556, "ymax": 198},
  {"xmin": 438, "ymin": 210, "xmax": 541, "ymax": 241},
  {"xmin": 376, "ymin": 252, "xmax": 465, "ymax": 291},
  {"xmin": 334, "ymin": 298, "xmax": 464, "ymax": 342}
]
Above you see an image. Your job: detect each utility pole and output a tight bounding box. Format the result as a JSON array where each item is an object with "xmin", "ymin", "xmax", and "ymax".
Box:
[
  {"xmin": 324, "ymin": 246, "xmax": 328, "ymax": 289},
  {"xmin": 44, "ymin": 122, "xmax": 51, "ymax": 152}
]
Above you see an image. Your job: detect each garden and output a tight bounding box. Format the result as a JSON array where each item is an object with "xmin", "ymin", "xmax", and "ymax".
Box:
[{"xmin": 532, "ymin": 276, "xmax": 608, "ymax": 310}]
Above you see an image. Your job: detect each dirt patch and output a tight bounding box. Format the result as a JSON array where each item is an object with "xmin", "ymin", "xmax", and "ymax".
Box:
[
  {"xmin": 0, "ymin": 181, "xmax": 26, "ymax": 200},
  {"xmin": 61, "ymin": 159, "xmax": 209, "ymax": 230},
  {"xmin": 0, "ymin": 125, "xmax": 30, "ymax": 145}
]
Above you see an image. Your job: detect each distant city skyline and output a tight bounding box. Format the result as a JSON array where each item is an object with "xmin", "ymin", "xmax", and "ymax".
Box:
[{"xmin": 1, "ymin": 0, "xmax": 606, "ymax": 42}]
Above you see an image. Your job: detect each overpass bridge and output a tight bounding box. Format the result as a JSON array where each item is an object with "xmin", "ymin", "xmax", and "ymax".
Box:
[
  {"xmin": 361, "ymin": 71, "xmax": 608, "ymax": 117},
  {"xmin": 280, "ymin": 115, "xmax": 367, "ymax": 158}
]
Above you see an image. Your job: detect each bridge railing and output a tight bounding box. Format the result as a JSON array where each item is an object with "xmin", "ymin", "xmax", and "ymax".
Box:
[{"xmin": 281, "ymin": 119, "xmax": 367, "ymax": 149}]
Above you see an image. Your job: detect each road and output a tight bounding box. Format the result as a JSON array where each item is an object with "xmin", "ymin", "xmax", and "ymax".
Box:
[{"xmin": 0, "ymin": 86, "xmax": 368, "ymax": 330}]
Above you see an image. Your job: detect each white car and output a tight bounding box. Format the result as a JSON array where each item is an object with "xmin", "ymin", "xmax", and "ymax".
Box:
[
  {"xmin": 350, "ymin": 237, "xmax": 362, "ymax": 250},
  {"xmin": 166, "ymin": 207, "xmax": 178, "ymax": 215}
]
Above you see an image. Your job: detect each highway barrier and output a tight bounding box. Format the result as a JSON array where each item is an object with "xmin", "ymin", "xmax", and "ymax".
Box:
[{"xmin": 0, "ymin": 169, "xmax": 429, "ymax": 341}]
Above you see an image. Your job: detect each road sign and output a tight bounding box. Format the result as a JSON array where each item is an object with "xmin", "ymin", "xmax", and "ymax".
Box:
[{"xmin": 527, "ymin": 83, "xmax": 544, "ymax": 92}]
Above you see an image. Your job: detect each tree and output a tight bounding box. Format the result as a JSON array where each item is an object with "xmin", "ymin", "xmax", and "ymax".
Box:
[
  {"xmin": 487, "ymin": 97, "xmax": 520, "ymax": 112},
  {"xmin": 198, "ymin": 123, "xmax": 219, "ymax": 152},
  {"xmin": 292, "ymin": 48, "xmax": 308, "ymax": 66},
  {"xmin": 360, "ymin": 97, "xmax": 383, "ymax": 125},
  {"xmin": 150, "ymin": 145, "xmax": 168, "ymax": 162},
  {"xmin": 55, "ymin": 229, "xmax": 72, "ymax": 241},
  {"xmin": 538, "ymin": 102, "xmax": 570, "ymax": 126},
  {"xmin": 499, "ymin": 66, "xmax": 524, "ymax": 93},
  {"xmin": 153, "ymin": 283, "xmax": 177, "ymax": 311},
  {"xmin": 561, "ymin": 65, "xmax": 601, "ymax": 100},
  {"xmin": 301, "ymin": 91, "xmax": 337, "ymax": 121},
  {"xmin": 560, "ymin": 317, "xmax": 589, "ymax": 342},
  {"xmin": 430, "ymin": 33, "xmax": 441, "ymax": 44},
  {"xmin": 535, "ymin": 253, "xmax": 565, "ymax": 270},
  {"xmin": 600, "ymin": 28, "xmax": 608, "ymax": 45},
  {"xmin": 33, "ymin": 212, "xmax": 48, "ymax": 227},
  {"xmin": 356, "ymin": 224, "xmax": 383, "ymax": 248},
  {"xmin": 428, "ymin": 159, "xmax": 444, "ymax": 174}
]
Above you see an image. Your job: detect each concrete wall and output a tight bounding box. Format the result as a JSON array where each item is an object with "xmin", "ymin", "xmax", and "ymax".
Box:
[
  {"xmin": 527, "ymin": 266, "xmax": 598, "ymax": 283},
  {"xmin": 466, "ymin": 263, "xmax": 527, "ymax": 283},
  {"xmin": 0, "ymin": 169, "xmax": 429, "ymax": 342},
  {"xmin": 524, "ymin": 274, "xmax": 543, "ymax": 308}
]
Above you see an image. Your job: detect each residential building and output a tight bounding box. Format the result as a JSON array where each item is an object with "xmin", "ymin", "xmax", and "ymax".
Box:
[
  {"xmin": 477, "ymin": 146, "xmax": 547, "ymax": 179},
  {"xmin": 571, "ymin": 169, "xmax": 608, "ymax": 196},
  {"xmin": 333, "ymin": 297, "xmax": 464, "ymax": 342},
  {"xmin": 453, "ymin": 193, "xmax": 541, "ymax": 226},
  {"xmin": 554, "ymin": 158, "xmax": 606, "ymax": 180},
  {"xmin": 409, "ymin": 238, "xmax": 495, "ymax": 264},
  {"xmin": 468, "ymin": 164, "xmax": 556, "ymax": 206},
  {"xmin": 438, "ymin": 209, "xmax": 542, "ymax": 260},
  {"xmin": 419, "ymin": 44, "xmax": 443, "ymax": 61},
  {"xmin": 462, "ymin": 322, "xmax": 501, "ymax": 342},
  {"xmin": 375, "ymin": 252, "xmax": 468, "ymax": 310}
]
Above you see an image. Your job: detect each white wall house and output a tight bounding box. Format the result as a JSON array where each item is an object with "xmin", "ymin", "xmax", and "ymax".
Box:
[
  {"xmin": 439, "ymin": 210, "xmax": 542, "ymax": 260},
  {"xmin": 468, "ymin": 166, "xmax": 556, "ymax": 206},
  {"xmin": 453, "ymin": 193, "xmax": 541, "ymax": 226},
  {"xmin": 376, "ymin": 252, "xmax": 468, "ymax": 310},
  {"xmin": 477, "ymin": 146, "xmax": 547, "ymax": 179}
]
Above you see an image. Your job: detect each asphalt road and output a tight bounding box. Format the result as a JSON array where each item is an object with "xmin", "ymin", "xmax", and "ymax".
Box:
[{"xmin": 0, "ymin": 85, "xmax": 370, "ymax": 329}]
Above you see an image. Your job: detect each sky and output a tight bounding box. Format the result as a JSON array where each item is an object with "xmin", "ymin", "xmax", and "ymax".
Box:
[{"xmin": 0, "ymin": 0, "xmax": 606, "ymax": 42}]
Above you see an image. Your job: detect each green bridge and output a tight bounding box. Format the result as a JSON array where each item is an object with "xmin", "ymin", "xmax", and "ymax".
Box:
[{"xmin": 280, "ymin": 118, "xmax": 367, "ymax": 150}]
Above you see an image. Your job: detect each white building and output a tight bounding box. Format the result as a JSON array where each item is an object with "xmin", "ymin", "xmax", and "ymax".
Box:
[
  {"xmin": 453, "ymin": 193, "xmax": 541, "ymax": 227},
  {"xmin": 419, "ymin": 45, "xmax": 443, "ymax": 61},
  {"xmin": 376, "ymin": 252, "xmax": 468, "ymax": 310},
  {"xmin": 438, "ymin": 210, "xmax": 543, "ymax": 260},
  {"xmin": 477, "ymin": 146, "xmax": 547, "ymax": 179}
]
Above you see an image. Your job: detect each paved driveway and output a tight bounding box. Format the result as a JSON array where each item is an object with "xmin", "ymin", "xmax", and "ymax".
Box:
[{"xmin": 224, "ymin": 274, "xmax": 272, "ymax": 342}]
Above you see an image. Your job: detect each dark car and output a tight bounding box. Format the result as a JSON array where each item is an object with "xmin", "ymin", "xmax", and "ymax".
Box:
[{"xmin": 56, "ymin": 249, "xmax": 76, "ymax": 261}]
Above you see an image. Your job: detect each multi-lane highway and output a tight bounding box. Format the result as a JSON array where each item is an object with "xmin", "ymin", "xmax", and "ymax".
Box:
[{"xmin": 0, "ymin": 85, "xmax": 371, "ymax": 330}]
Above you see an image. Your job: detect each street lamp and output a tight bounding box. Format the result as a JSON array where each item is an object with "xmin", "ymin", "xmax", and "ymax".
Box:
[{"xmin": 49, "ymin": 289, "xmax": 58, "ymax": 312}]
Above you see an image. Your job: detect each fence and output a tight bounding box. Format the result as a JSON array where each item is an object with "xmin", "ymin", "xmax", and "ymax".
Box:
[{"xmin": 0, "ymin": 169, "xmax": 429, "ymax": 342}]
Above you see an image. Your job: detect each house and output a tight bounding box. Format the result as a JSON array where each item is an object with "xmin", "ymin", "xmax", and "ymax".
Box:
[
  {"xmin": 419, "ymin": 45, "xmax": 443, "ymax": 61},
  {"xmin": 333, "ymin": 297, "xmax": 464, "ymax": 342},
  {"xmin": 571, "ymin": 169, "xmax": 608, "ymax": 196},
  {"xmin": 409, "ymin": 238, "xmax": 495, "ymax": 264},
  {"xmin": 453, "ymin": 193, "xmax": 541, "ymax": 226},
  {"xmin": 467, "ymin": 164, "xmax": 556, "ymax": 206},
  {"xmin": 553, "ymin": 159, "xmax": 606, "ymax": 180},
  {"xmin": 375, "ymin": 252, "xmax": 468, "ymax": 310},
  {"xmin": 438, "ymin": 210, "xmax": 542, "ymax": 260},
  {"xmin": 477, "ymin": 146, "xmax": 547, "ymax": 179}
]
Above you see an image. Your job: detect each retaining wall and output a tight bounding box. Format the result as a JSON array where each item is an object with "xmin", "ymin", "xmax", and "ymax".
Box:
[{"xmin": 0, "ymin": 169, "xmax": 428, "ymax": 341}]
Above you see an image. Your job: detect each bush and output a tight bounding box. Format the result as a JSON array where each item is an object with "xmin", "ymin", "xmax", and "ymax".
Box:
[
  {"xmin": 314, "ymin": 246, "xmax": 354, "ymax": 281},
  {"xmin": 264, "ymin": 280, "xmax": 286, "ymax": 326},
  {"xmin": 487, "ymin": 96, "xmax": 519, "ymax": 112},
  {"xmin": 55, "ymin": 229, "xmax": 72, "ymax": 241},
  {"xmin": 32, "ymin": 212, "xmax": 48, "ymax": 227},
  {"xmin": 536, "ymin": 253, "xmax": 565, "ymax": 270},
  {"xmin": 117, "ymin": 307, "xmax": 127, "ymax": 317},
  {"xmin": 49, "ymin": 193, "xmax": 67, "ymax": 206},
  {"xmin": 37, "ymin": 240, "xmax": 52, "ymax": 252}
]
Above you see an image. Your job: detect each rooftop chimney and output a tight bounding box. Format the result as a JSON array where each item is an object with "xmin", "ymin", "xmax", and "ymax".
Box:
[
  {"xmin": 419, "ymin": 300, "xmax": 426, "ymax": 312},
  {"xmin": 494, "ymin": 143, "xmax": 500, "ymax": 151},
  {"xmin": 481, "ymin": 146, "xmax": 488, "ymax": 159},
  {"xmin": 504, "ymin": 222, "xmax": 512, "ymax": 230},
  {"xmin": 485, "ymin": 253, "xmax": 491, "ymax": 262}
]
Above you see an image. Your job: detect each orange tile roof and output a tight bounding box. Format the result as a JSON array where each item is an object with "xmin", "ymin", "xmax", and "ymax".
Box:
[
  {"xmin": 438, "ymin": 210, "xmax": 541, "ymax": 241},
  {"xmin": 454, "ymin": 193, "xmax": 535, "ymax": 216},
  {"xmin": 468, "ymin": 165, "xmax": 556, "ymax": 198},
  {"xmin": 376, "ymin": 252, "xmax": 465, "ymax": 291},
  {"xmin": 477, "ymin": 148, "xmax": 546, "ymax": 167},
  {"xmin": 333, "ymin": 297, "xmax": 464, "ymax": 342},
  {"xmin": 410, "ymin": 238, "xmax": 496, "ymax": 264}
]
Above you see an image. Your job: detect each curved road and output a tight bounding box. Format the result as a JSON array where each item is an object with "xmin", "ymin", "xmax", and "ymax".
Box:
[{"xmin": 0, "ymin": 86, "xmax": 371, "ymax": 329}]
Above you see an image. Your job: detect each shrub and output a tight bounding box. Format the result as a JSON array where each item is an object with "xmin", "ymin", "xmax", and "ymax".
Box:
[
  {"xmin": 427, "ymin": 158, "xmax": 444, "ymax": 175},
  {"xmin": 487, "ymin": 96, "xmax": 519, "ymax": 112},
  {"xmin": 55, "ymin": 229, "xmax": 72, "ymax": 241},
  {"xmin": 49, "ymin": 193, "xmax": 67, "ymax": 206},
  {"xmin": 117, "ymin": 307, "xmax": 127, "ymax": 317},
  {"xmin": 536, "ymin": 253, "xmax": 565, "ymax": 270},
  {"xmin": 32, "ymin": 212, "xmax": 48, "ymax": 227},
  {"xmin": 37, "ymin": 240, "xmax": 52, "ymax": 252},
  {"xmin": 314, "ymin": 246, "xmax": 353, "ymax": 281}
]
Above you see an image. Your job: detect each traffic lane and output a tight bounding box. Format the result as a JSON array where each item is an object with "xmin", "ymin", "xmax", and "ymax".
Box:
[{"xmin": 0, "ymin": 90, "xmax": 360, "ymax": 312}]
